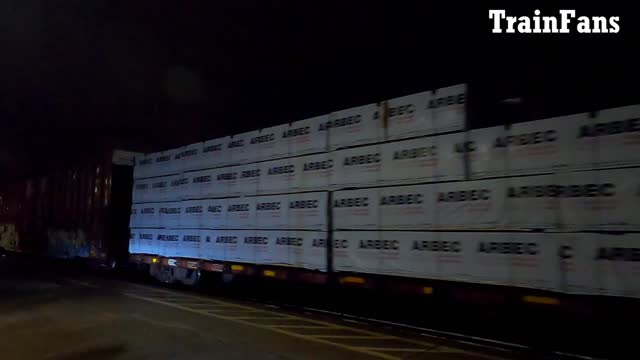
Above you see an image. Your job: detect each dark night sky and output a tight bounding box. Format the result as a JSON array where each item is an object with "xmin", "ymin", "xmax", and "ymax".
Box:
[{"xmin": 1, "ymin": 1, "xmax": 639, "ymax": 176}]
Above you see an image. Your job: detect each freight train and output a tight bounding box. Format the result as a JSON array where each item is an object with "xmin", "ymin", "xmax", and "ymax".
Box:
[
  {"xmin": 127, "ymin": 83, "xmax": 640, "ymax": 303},
  {"xmin": 0, "ymin": 149, "xmax": 137, "ymax": 267},
  {"xmin": 3, "ymin": 83, "xmax": 640, "ymax": 308}
]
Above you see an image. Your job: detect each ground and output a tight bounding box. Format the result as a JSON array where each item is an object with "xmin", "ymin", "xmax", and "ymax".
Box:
[{"xmin": 0, "ymin": 256, "xmax": 517, "ymax": 360}]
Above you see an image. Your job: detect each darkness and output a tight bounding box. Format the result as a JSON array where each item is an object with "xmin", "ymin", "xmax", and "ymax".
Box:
[{"xmin": 1, "ymin": 1, "xmax": 639, "ymax": 177}]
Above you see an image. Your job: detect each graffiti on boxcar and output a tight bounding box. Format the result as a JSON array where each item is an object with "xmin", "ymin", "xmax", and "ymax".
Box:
[
  {"xmin": 46, "ymin": 228, "xmax": 89, "ymax": 259},
  {"xmin": 0, "ymin": 223, "xmax": 19, "ymax": 252}
]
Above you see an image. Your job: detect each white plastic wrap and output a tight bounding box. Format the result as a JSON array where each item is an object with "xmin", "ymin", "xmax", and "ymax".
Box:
[
  {"xmin": 332, "ymin": 188, "xmax": 379, "ymax": 230},
  {"xmin": 202, "ymin": 137, "xmax": 231, "ymax": 169},
  {"xmin": 170, "ymin": 146, "xmax": 186, "ymax": 174},
  {"xmin": 180, "ymin": 171, "xmax": 199, "ymax": 200},
  {"xmin": 333, "ymin": 231, "xmax": 555, "ymax": 292},
  {"xmin": 128, "ymin": 229, "xmax": 139, "ymax": 254},
  {"xmin": 151, "ymin": 151, "xmax": 173, "ymax": 177},
  {"xmin": 570, "ymin": 105, "xmax": 640, "ymax": 170},
  {"xmin": 132, "ymin": 179, "xmax": 150, "ymax": 203},
  {"xmin": 588, "ymin": 233, "xmax": 640, "ymax": 298},
  {"xmin": 200, "ymin": 229, "xmax": 229, "ymax": 261},
  {"xmin": 248, "ymin": 230, "xmax": 275, "ymax": 265},
  {"xmin": 148, "ymin": 177, "xmax": 172, "ymax": 202},
  {"xmin": 559, "ymin": 168, "xmax": 640, "ymax": 231},
  {"xmin": 179, "ymin": 199, "xmax": 207, "ymax": 229},
  {"xmin": 136, "ymin": 228, "xmax": 157, "ymax": 254},
  {"xmin": 226, "ymin": 197, "xmax": 256, "ymax": 229},
  {"xmin": 138, "ymin": 203, "xmax": 159, "ymax": 228},
  {"xmin": 287, "ymin": 192, "xmax": 328, "ymax": 230},
  {"xmin": 252, "ymin": 124, "xmax": 289, "ymax": 161},
  {"xmin": 234, "ymin": 164, "xmax": 261, "ymax": 195},
  {"xmin": 210, "ymin": 167, "xmax": 238, "ymax": 197},
  {"xmin": 199, "ymin": 168, "xmax": 226, "ymax": 198},
  {"xmin": 434, "ymin": 178, "xmax": 504, "ymax": 230},
  {"xmin": 385, "ymin": 90, "xmax": 432, "ymax": 140},
  {"xmin": 129, "ymin": 204, "xmax": 140, "ymax": 228},
  {"xmin": 228, "ymin": 131, "xmax": 257, "ymax": 165},
  {"xmin": 380, "ymin": 135, "xmax": 438, "ymax": 184},
  {"xmin": 258, "ymin": 157, "xmax": 297, "ymax": 194},
  {"xmin": 381, "ymin": 132, "xmax": 465, "ymax": 184},
  {"xmin": 255, "ymin": 194, "xmax": 288, "ymax": 229},
  {"xmin": 180, "ymin": 142, "xmax": 203, "ymax": 172},
  {"xmin": 227, "ymin": 229, "xmax": 254, "ymax": 263},
  {"xmin": 270, "ymin": 230, "xmax": 327, "ymax": 270},
  {"xmin": 168, "ymin": 174, "xmax": 188, "ymax": 202},
  {"xmin": 467, "ymin": 232, "xmax": 557, "ymax": 291},
  {"xmin": 429, "ymin": 83, "xmax": 467, "ymax": 135},
  {"xmin": 467, "ymin": 126, "xmax": 507, "ymax": 179},
  {"xmin": 294, "ymin": 152, "xmax": 333, "ymax": 191},
  {"xmin": 177, "ymin": 228, "xmax": 202, "ymax": 259},
  {"xmin": 331, "ymin": 144, "xmax": 382, "ymax": 187},
  {"xmin": 158, "ymin": 202, "xmax": 181, "ymax": 228},
  {"xmin": 287, "ymin": 115, "xmax": 329, "ymax": 156},
  {"xmin": 384, "ymin": 85, "xmax": 467, "ymax": 140},
  {"xmin": 504, "ymin": 174, "xmax": 560, "ymax": 229},
  {"xmin": 260, "ymin": 230, "xmax": 289, "ymax": 265},
  {"xmin": 378, "ymin": 184, "xmax": 434, "ymax": 229},
  {"xmin": 328, "ymin": 103, "xmax": 382, "ymax": 150},
  {"xmin": 332, "ymin": 231, "xmax": 386, "ymax": 275},
  {"xmin": 202, "ymin": 198, "xmax": 227, "ymax": 229},
  {"xmin": 502, "ymin": 116, "xmax": 574, "ymax": 176},
  {"xmin": 556, "ymin": 232, "xmax": 599, "ymax": 296},
  {"xmin": 133, "ymin": 154, "xmax": 154, "ymax": 179},
  {"xmin": 157, "ymin": 228, "xmax": 180, "ymax": 257}
]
